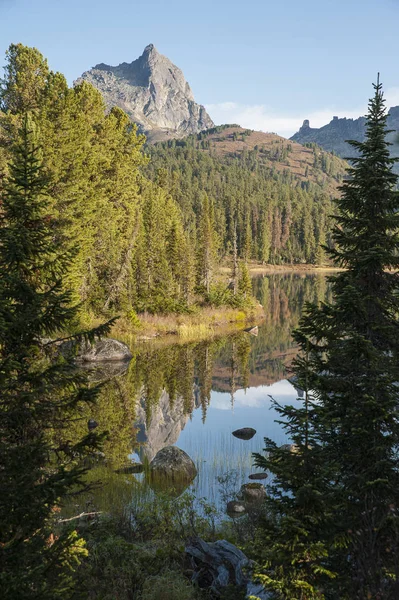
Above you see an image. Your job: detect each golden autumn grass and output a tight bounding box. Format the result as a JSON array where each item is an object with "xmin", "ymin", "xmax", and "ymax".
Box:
[{"xmin": 111, "ymin": 303, "xmax": 264, "ymax": 345}]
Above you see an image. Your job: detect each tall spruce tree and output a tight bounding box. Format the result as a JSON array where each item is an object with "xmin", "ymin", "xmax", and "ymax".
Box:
[
  {"xmin": 254, "ymin": 79, "xmax": 399, "ymax": 599},
  {"xmin": 0, "ymin": 115, "xmax": 113, "ymax": 598}
]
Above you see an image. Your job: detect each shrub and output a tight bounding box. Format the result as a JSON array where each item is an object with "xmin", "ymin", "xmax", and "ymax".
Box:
[{"xmin": 141, "ymin": 572, "xmax": 197, "ymax": 600}]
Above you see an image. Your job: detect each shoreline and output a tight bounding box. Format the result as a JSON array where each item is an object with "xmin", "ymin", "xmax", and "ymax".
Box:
[
  {"xmin": 111, "ymin": 303, "xmax": 265, "ymax": 345},
  {"xmin": 237, "ymin": 262, "xmax": 342, "ymax": 276},
  {"xmin": 110, "ymin": 264, "xmax": 338, "ymax": 344},
  {"xmin": 110, "ymin": 264, "xmax": 340, "ymax": 344}
]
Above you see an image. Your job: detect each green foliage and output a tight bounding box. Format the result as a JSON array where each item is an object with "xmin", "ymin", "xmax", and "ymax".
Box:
[
  {"xmin": 141, "ymin": 572, "xmax": 197, "ymax": 600},
  {"xmin": 72, "ymin": 493, "xmax": 218, "ymax": 600},
  {"xmin": 146, "ymin": 134, "xmax": 337, "ymax": 267},
  {"xmin": 238, "ymin": 261, "xmax": 252, "ymax": 300},
  {"xmin": 0, "ymin": 115, "xmax": 113, "ymax": 598},
  {"xmin": 253, "ymin": 80, "xmax": 399, "ymax": 598}
]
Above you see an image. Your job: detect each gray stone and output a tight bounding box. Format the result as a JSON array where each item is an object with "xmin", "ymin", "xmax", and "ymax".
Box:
[
  {"xmin": 149, "ymin": 445, "xmax": 197, "ymax": 481},
  {"xmin": 87, "ymin": 419, "xmax": 98, "ymax": 431},
  {"xmin": 239, "ymin": 483, "xmax": 267, "ymax": 503},
  {"xmin": 248, "ymin": 472, "xmax": 268, "ymax": 480},
  {"xmin": 58, "ymin": 337, "xmax": 132, "ymax": 363},
  {"xmin": 280, "ymin": 443, "xmax": 299, "ymax": 453},
  {"xmin": 76, "ymin": 338, "xmax": 132, "ymax": 363},
  {"xmin": 185, "ymin": 537, "xmax": 272, "ymax": 599},
  {"xmin": 232, "ymin": 427, "xmax": 256, "ymax": 440},
  {"xmin": 226, "ymin": 501, "xmax": 247, "ymax": 516},
  {"xmin": 76, "ymin": 44, "xmax": 214, "ymax": 143}
]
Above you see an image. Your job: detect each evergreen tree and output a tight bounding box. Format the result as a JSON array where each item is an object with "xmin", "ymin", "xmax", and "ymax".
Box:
[
  {"xmin": 238, "ymin": 260, "xmax": 252, "ymax": 300},
  {"xmin": 0, "ymin": 115, "xmax": 113, "ymax": 598},
  {"xmin": 254, "ymin": 79, "xmax": 399, "ymax": 599},
  {"xmin": 196, "ymin": 194, "xmax": 216, "ymax": 293}
]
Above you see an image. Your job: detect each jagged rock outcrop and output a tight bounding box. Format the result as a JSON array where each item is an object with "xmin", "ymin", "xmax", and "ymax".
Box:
[
  {"xmin": 76, "ymin": 44, "xmax": 214, "ymax": 142},
  {"xmin": 186, "ymin": 537, "xmax": 272, "ymax": 599},
  {"xmin": 291, "ymin": 107, "xmax": 399, "ymax": 169}
]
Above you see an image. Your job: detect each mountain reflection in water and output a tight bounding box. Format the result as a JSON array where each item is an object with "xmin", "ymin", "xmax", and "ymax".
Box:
[{"xmin": 64, "ymin": 273, "xmax": 330, "ymax": 513}]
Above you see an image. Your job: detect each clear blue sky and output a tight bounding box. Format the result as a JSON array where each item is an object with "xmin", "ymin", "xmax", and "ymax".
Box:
[{"xmin": 1, "ymin": 0, "xmax": 398, "ymax": 136}]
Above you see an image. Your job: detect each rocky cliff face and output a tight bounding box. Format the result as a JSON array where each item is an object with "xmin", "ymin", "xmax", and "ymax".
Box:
[
  {"xmin": 291, "ymin": 107, "xmax": 399, "ymax": 164},
  {"xmin": 77, "ymin": 44, "xmax": 214, "ymax": 142}
]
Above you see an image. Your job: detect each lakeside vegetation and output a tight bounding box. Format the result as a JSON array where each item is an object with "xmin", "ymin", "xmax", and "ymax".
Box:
[
  {"xmin": 1, "ymin": 41, "xmax": 399, "ymax": 600},
  {"xmin": 0, "ymin": 44, "xmax": 345, "ymax": 329}
]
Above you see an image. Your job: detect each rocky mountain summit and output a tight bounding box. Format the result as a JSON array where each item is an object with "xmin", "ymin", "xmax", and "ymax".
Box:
[
  {"xmin": 77, "ymin": 44, "xmax": 214, "ymax": 142},
  {"xmin": 291, "ymin": 107, "xmax": 399, "ymax": 163}
]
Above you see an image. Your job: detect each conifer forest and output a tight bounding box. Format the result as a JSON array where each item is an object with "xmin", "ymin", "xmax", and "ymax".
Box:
[{"xmin": 2, "ymin": 33, "xmax": 399, "ymax": 600}]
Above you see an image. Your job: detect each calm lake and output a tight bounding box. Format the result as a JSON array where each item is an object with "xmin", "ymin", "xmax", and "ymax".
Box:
[{"xmin": 68, "ymin": 273, "xmax": 330, "ymax": 515}]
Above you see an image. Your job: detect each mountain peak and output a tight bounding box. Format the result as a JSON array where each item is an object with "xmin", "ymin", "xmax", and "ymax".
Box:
[
  {"xmin": 143, "ymin": 43, "xmax": 157, "ymax": 55},
  {"xmin": 291, "ymin": 107, "xmax": 399, "ymax": 173},
  {"xmin": 77, "ymin": 45, "xmax": 214, "ymax": 142}
]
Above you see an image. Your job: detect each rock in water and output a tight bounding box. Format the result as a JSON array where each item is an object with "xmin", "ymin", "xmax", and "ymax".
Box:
[
  {"xmin": 226, "ymin": 501, "xmax": 247, "ymax": 517},
  {"xmin": 76, "ymin": 44, "xmax": 214, "ymax": 142},
  {"xmin": 232, "ymin": 427, "xmax": 256, "ymax": 440},
  {"xmin": 59, "ymin": 337, "xmax": 132, "ymax": 363},
  {"xmin": 239, "ymin": 483, "xmax": 267, "ymax": 503},
  {"xmin": 149, "ymin": 445, "xmax": 197, "ymax": 481},
  {"xmin": 248, "ymin": 472, "xmax": 268, "ymax": 480}
]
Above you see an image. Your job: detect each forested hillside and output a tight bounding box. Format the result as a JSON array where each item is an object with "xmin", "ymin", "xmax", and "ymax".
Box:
[
  {"xmin": 0, "ymin": 44, "xmax": 347, "ymax": 320},
  {"xmin": 146, "ymin": 125, "xmax": 348, "ymax": 265},
  {"xmin": 0, "ymin": 45, "xmax": 209, "ymax": 316}
]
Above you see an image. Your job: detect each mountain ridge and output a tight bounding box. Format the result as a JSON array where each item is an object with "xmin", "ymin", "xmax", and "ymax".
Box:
[
  {"xmin": 76, "ymin": 44, "xmax": 214, "ymax": 142},
  {"xmin": 290, "ymin": 107, "xmax": 399, "ymax": 164}
]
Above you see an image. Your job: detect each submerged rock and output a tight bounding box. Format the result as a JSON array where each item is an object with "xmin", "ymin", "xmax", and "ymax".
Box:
[
  {"xmin": 149, "ymin": 445, "xmax": 197, "ymax": 481},
  {"xmin": 79, "ymin": 360, "xmax": 130, "ymax": 381},
  {"xmin": 232, "ymin": 427, "xmax": 256, "ymax": 440},
  {"xmin": 239, "ymin": 483, "xmax": 267, "ymax": 503},
  {"xmin": 248, "ymin": 472, "xmax": 268, "ymax": 480},
  {"xmin": 226, "ymin": 501, "xmax": 247, "ymax": 517}
]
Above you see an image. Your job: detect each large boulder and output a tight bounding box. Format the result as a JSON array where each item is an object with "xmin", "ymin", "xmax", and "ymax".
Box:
[
  {"xmin": 232, "ymin": 427, "xmax": 256, "ymax": 440},
  {"xmin": 186, "ymin": 537, "xmax": 272, "ymax": 599},
  {"xmin": 59, "ymin": 338, "xmax": 132, "ymax": 363},
  {"xmin": 149, "ymin": 446, "xmax": 197, "ymax": 481},
  {"xmin": 76, "ymin": 338, "xmax": 132, "ymax": 363}
]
